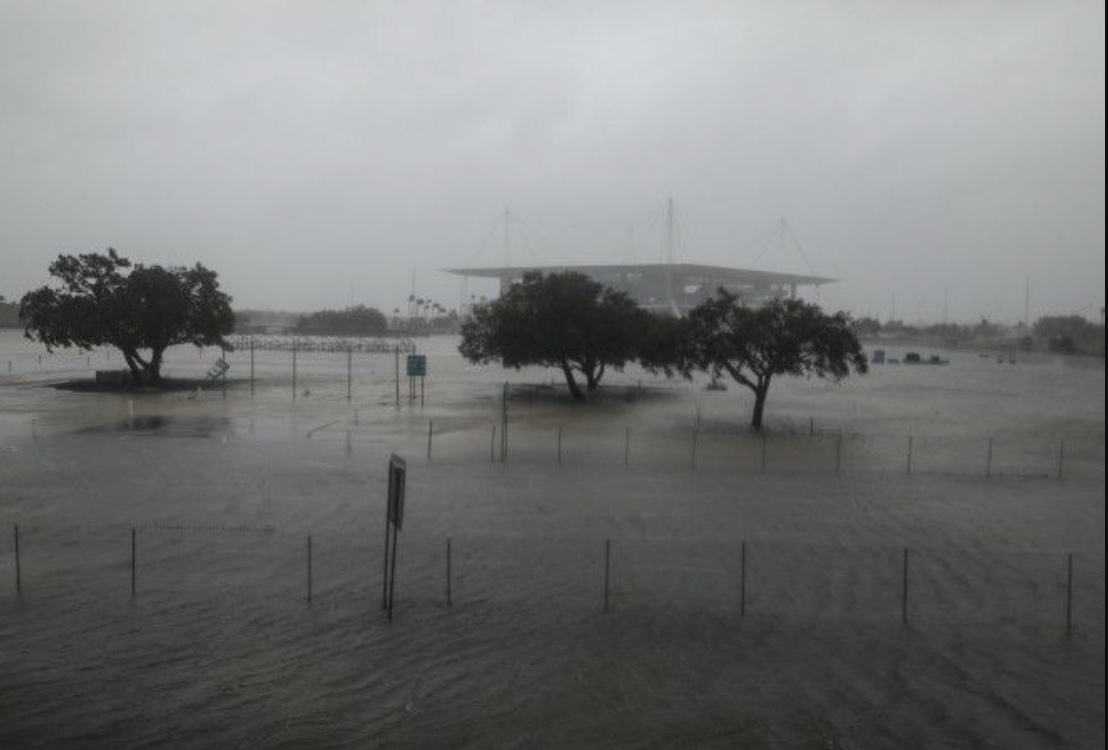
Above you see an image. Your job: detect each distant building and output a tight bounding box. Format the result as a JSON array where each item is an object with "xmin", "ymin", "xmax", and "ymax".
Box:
[{"xmin": 445, "ymin": 263, "xmax": 835, "ymax": 316}]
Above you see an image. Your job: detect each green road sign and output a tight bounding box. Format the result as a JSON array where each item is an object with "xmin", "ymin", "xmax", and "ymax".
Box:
[{"xmin": 406, "ymin": 354, "xmax": 427, "ymax": 377}]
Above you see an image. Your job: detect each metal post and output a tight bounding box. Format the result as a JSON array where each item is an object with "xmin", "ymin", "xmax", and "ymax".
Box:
[
  {"xmin": 760, "ymin": 432, "xmax": 767, "ymax": 473},
  {"xmin": 906, "ymin": 433, "xmax": 913, "ymax": 477},
  {"xmin": 446, "ymin": 537, "xmax": 452, "ymax": 606},
  {"xmin": 1065, "ymin": 553, "xmax": 1073, "ymax": 638},
  {"xmin": 1057, "ymin": 441, "xmax": 1065, "ymax": 480},
  {"xmin": 490, "ymin": 425, "xmax": 496, "ymax": 463},
  {"xmin": 901, "ymin": 548, "xmax": 910, "ymax": 625},
  {"xmin": 381, "ymin": 517, "xmax": 391, "ymax": 610},
  {"xmin": 426, "ymin": 420, "xmax": 433, "ymax": 461},
  {"xmin": 250, "ymin": 339, "xmax": 255, "ymax": 398},
  {"xmin": 835, "ymin": 432, "xmax": 843, "ymax": 476},
  {"xmin": 347, "ymin": 348, "xmax": 352, "ymax": 402},
  {"xmin": 986, "ymin": 437, "xmax": 993, "ymax": 478},
  {"xmin": 604, "ymin": 538, "xmax": 611, "ymax": 612},
  {"xmin": 394, "ymin": 347, "xmax": 400, "ymax": 409},
  {"xmin": 691, "ymin": 427, "xmax": 699, "ymax": 470},
  {"xmin": 624, "ymin": 427, "xmax": 630, "ymax": 468},
  {"xmin": 292, "ymin": 344, "xmax": 298, "ymax": 401},
  {"xmin": 131, "ymin": 527, "xmax": 136, "ymax": 598},
  {"xmin": 500, "ymin": 382, "xmax": 508, "ymax": 463},
  {"xmin": 557, "ymin": 426, "xmax": 563, "ymax": 466},
  {"xmin": 740, "ymin": 540, "xmax": 747, "ymax": 616},
  {"xmin": 307, "ymin": 533, "xmax": 313, "ymax": 603},
  {"xmin": 14, "ymin": 524, "xmax": 21, "ymax": 594},
  {"xmin": 387, "ymin": 522, "xmax": 400, "ymax": 620}
]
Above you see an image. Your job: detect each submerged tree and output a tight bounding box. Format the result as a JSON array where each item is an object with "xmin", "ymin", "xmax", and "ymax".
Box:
[
  {"xmin": 680, "ymin": 290, "xmax": 868, "ymax": 429},
  {"xmin": 19, "ymin": 248, "xmax": 234, "ymax": 384},
  {"xmin": 459, "ymin": 270, "xmax": 648, "ymax": 400}
]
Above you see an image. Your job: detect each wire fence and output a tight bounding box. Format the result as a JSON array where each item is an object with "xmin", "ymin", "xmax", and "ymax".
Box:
[
  {"xmin": 2, "ymin": 524, "xmax": 1102, "ymax": 637},
  {"xmin": 368, "ymin": 415, "xmax": 1098, "ymax": 482}
]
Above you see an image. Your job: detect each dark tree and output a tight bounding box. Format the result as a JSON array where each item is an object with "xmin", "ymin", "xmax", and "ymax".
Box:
[
  {"xmin": 459, "ymin": 271, "xmax": 648, "ymax": 400},
  {"xmin": 296, "ymin": 305, "xmax": 388, "ymax": 335},
  {"xmin": 19, "ymin": 248, "xmax": 234, "ymax": 384},
  {"xmin": 680, "ymin": 290, "xmax": 868, "ymax": 429}
]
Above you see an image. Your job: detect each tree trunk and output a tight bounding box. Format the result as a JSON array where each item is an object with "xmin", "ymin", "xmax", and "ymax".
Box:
[
  {"xmin": 585, "ymin": 369, "xmax": 599, "ymax": 392},
  {"xmin": 751, "ymin": 380, "xmax": 770, "ymax": 430},
  {"xmin": 119, "ymin": 346, "xmax": 163, "ymax": 385},
  {"xmin": 561, "ymin": 364, "xmax": 586, "ymax": 401},
  {"xmin": 121, "ymin": 349, "xmax": 143, "ymax": 383},
  {"xmin": 146, "ymin": 347, "xmax": 165, "ymax": 384},
  {"xmin": 585, "ymin": 362, "xmax": 605, "ymax": 392}
]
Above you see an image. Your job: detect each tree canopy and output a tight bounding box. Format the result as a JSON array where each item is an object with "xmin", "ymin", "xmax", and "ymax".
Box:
[
  {"xmin": 295, "ymin": 305, "xmax": 387, "ymax": 335},
  {"xmin": 676, "ymin": 290, "xmax": 868, "ymax": 429},
  {"xmin": 19, "ymin": 248, "xmax": 234, "ymax": 384},
  {"xmin": 459, "ymin": 270, "xmax": 648, "ymax": 400}
]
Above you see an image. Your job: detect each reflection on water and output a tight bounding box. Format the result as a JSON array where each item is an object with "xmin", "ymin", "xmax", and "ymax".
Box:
[{"xmin": 79, "ymin": 415, "xmax": 234, "ymax": 438}]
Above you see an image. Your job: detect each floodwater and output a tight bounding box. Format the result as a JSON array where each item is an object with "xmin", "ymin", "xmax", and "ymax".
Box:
[{"xmin": 0, "ymin": 330, "xmax": 1104, "ymax": 749}]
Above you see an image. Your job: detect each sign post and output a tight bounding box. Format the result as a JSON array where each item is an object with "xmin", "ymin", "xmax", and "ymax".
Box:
[
  {"xmin": 406, "ymin": 354, "xmax": 427, "ymax": 407},
  {"xmin": 382, "ymin": 454, "xmax": 406, "ymax": 619}
]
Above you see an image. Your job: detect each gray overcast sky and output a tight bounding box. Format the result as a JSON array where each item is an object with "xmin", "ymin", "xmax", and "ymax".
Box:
[{"xmin": 1, "ymin": 0, "xmax": 1103, "ymax": 324}]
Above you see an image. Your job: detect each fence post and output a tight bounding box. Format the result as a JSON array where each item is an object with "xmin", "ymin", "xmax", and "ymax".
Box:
[
  {"xmin": 1065, "ymin": 552, "xmax": 1073, "ymax": 639},
  {"xmin": 740, "ymin": 540, "xmax": 747, "ymax": 616},
  {"xmin": 901, "ymin": 548, "xmax": 910, "ymax": 625},
  {"xmin": 604, "ymin": 538, "xmax": 611, "ymax": 612},
  {"xmin": 14, "ymin": 524, "xmax": 21, "ymax": 595},
  {"xmin": 500, "ymin": 382, "xmax": 508, "ymax": 463}
]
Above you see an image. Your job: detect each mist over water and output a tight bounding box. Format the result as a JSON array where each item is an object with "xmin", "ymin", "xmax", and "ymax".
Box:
[{"xmin": 1, "ymin": 331, "xmax": 1103, "ymax": 748}]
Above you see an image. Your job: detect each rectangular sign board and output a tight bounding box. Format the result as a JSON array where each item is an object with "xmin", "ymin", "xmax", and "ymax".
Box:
[
  {"xmin": 387, "ymin": 454, "xmax": 406, "ymax": 530},
  {"xmin": 406, "ymin": 354, "xmax": 427, "ymax": 377}
]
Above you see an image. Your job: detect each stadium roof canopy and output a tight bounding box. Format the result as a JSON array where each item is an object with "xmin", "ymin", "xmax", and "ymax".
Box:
[{"xmin": 445, "ymin": 263, "xmax": 836, "ymax": 315}]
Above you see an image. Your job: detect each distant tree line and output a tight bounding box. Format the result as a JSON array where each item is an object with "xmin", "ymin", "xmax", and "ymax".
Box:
[
  {"xmin": 294, "ymin": 305, "xmax": 388, "ymax": 335},
  {"xmin": 0, "ymin": 295, "xmax": 19, "ymax": 328},
  {"xmin": 854, "ymin": 314, "xmax": 1104, "ymax": 356},
  {"xmin": 1033, "ymin": 315, "xmax": 1105, "ymax": 355}
]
